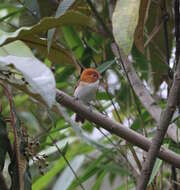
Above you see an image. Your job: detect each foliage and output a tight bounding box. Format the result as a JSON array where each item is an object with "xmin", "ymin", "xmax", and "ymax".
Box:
[{"xmin": 0, "ymin": 0, "xmax": 179, "ymax": 190}]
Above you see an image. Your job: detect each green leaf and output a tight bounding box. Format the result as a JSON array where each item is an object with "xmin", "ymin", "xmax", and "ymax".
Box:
[
  {"xmin": 0, "ymin": 7, "xmax": 24, "ymax": 23},
  {"xmin": 97, "ymin": 92, "xmax": 109, "ymax": 101},
  {"xmin": 32, "ymin": 144, "xmax": 90, "ymax": 190},
  {"xmin": 148, "ymin": 158, "xmax": 162, "ymax": 185},
  {"xmin": 62, "ymin": 26, "xmax": 84, "ymax": 59},
  {"xmin": 90, "ymin": 171, "xmax": 106, "ymax": 190},
  {"xmin": 100, "ymin": 162, "xmax": 129, "ymax": 176},
  {"xmin": 112, "ymin": 0, "xmax": 141, "ymax": 55},
  {"xmin": 52, "ymin": 155, "xmax": 85, "ymax": 190},
  {"xmin": 68, "ymin": 155, "xmax": 104, "ymax": 190},
  {"xmin": 61, "ymin": 142, "xmax": 69, "ymax": 156},
  {"xmin": 0, "ymin": 11, "xmax": 95, "ymax": 47},
  {"xmin": 131, "ymin": 46, "xmax": 149, "ymax": 80},
  {"xmin": 32, "ymin": 157, "xmax": 68, "ymax": 190},
  {"xmin": 116, "ymin": 181, "xmax": 134, "ymax": 190},
  {"xmin": 55, "ymin": 65, "xmax": 75, "ymax": 82},
  {"xmin": 97, "ymin": 59, "xmax": 116, "ymax": 74}
]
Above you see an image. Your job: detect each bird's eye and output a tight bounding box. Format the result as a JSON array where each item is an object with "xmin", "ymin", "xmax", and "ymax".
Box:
[{"xmin": 92, "ymin": 73, "xmax": 97, "ymax": 77}]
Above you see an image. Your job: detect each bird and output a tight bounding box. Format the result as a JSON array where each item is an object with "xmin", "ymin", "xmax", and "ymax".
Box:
[{"xmin": 74, "ymin": 68, "xmax": 100, "ymax": 123}]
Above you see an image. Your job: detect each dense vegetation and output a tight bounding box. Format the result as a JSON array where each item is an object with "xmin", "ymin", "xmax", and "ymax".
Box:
[{"xmin": 0, "ymin": 0, "xmax": 179, "ymax": 190}]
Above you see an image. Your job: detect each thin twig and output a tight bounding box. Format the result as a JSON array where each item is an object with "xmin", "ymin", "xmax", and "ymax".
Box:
[
  {"xmin": 48, "ymin": 135, "xmax": 86, "ymax": 190},
  {"xmin": 96, "ymin": 127, "xmax": 139, "ymax": 179},
  {"xmin": 144, "ymin": 22, "xmax": 163, "ymax": 48},
  {"xmin": 136, "ymin": 59, "xmax": 180, "ymax": 189},
  {"xmin": 1, "ymin": 77, "xmax": 180, "ymax": 168},
  {"xmin": 85, "ymin": 1, "xmax": 147, "ymax": 169},
  {"xmin": 106, "ymin": 89, "xmax": 122, "ymax": 122}
]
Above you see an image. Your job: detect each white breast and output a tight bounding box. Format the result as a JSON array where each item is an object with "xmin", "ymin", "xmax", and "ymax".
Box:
[{"xmin": 74, "ymin": 80, "xmax": 99, "ymax": 104}]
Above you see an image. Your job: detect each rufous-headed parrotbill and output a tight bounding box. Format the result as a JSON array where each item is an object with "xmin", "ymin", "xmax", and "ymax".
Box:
[{"xmin": 74, "ymin": 68, "xmax": 100, "ymax": 123}]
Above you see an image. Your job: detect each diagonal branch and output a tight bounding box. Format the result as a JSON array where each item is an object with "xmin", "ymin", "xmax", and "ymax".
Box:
[
  {"xmin": 85, "ymin": 0, "xmax": 179, "ymax": 144},
  {"xmin": 135, "ymin": 59, "xmax": 180, "ymax": 189},
  {"xmin": 111, "ymin": 44, "xmax": 180, "ymax": 143},
  {"xmin": 110, "ymin": 43, "xmax": 180, "ymax": 189},
  {"xmin": 1, "ymin": 79, "xmax": 180, "ymax": 168},
  {"xmin": 55, "ymin": 89, "xmax": 180, "ymax": 169}
]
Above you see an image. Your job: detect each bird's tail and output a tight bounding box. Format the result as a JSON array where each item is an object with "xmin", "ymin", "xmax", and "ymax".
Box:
[{"xmin": 75, "ymin": 114, "xmax": 85, "ymax": 123}]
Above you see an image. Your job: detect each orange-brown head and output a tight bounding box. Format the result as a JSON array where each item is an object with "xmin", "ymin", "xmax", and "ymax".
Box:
[{"xmin": 80, "ymin": 68, "xmax": 100, "ymax": 83}]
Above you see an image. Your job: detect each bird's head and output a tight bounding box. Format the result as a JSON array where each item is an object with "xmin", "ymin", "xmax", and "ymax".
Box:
[{"xmin": 80, "ymin": 68, "xmax": 100, "ymax": 83}]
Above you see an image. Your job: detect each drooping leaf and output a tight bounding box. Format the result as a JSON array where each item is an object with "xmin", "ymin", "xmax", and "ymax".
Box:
[
  {"xmin": 0, "ymin": 55, "xmax": 56, "ymax": 107},
  {"xmin": 0, "ymin": 11, "xmax": 95, "ymax": 47},
  {"xmin": 112, "ymin": 0, "xmax": 141, "ymax": 55}
]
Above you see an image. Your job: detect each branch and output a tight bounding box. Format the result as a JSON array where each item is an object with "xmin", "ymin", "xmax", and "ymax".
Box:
[
  {"xmin": 135, "ymin": 58, "xmax": 180, "ymax": 189},
  {"xmin": 85, "ymin": 0, "xmax": 180, "ymax": 143},
  {"xmin": 1, "ymin": 78, "xmax": 180, "ymax": 169},
  {"xmin": 110, "ymin": 44, "xmax": 180, "ymax": 189},
  {"xmin": 111, "ymin": 44, "xmax": 180, "ymax": 143},
  {"xmin": 55, "ymin": 89, "xmax": 180, "ymax": 169}
]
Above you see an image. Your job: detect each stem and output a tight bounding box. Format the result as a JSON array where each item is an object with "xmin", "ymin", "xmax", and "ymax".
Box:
[{"xmin": 48, "ymin": 135, "xmax": 86, "ymax": 190}]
